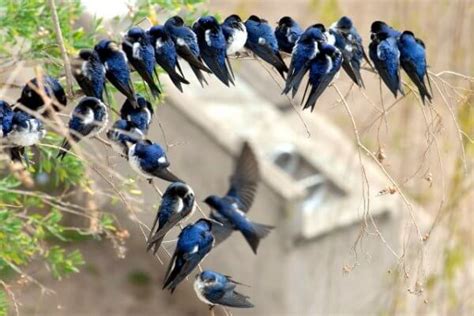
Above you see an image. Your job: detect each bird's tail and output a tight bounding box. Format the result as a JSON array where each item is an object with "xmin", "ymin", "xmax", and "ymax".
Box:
[
  {"xmin": 242, "ymin": 222, "xmax": 274, "ymax": 254},
  {"xmin": 168, "ymin": 70, "xmax": 190, "ymax": 93},
  {"xmin": 190, "ymin": 66, "xmax": 208, "ymax": 88},
  {"xmin": 57, "ymin": 138, "xmax": 72, "ymax": 160},
  {"xmin": 146, "ymin": 229, "xmax": 166, "ymax": 255}
]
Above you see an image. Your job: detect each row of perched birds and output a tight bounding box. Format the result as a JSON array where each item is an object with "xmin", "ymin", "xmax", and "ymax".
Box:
[
  {"xmin": 0, "ymin": 14, "xmax": 433, "ymax": 310},
  {"xmin": 71, "ymin": 15, "xmax": 432, "ymax": 114}
]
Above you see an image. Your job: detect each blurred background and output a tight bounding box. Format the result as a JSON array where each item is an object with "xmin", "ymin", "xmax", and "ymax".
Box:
[{"xmin": 0, "ymin": 0, "xmax": 472, "ymax": 315}]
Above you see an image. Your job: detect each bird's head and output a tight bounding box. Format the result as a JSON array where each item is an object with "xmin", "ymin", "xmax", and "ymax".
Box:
[
  {"xmin": 224, "ymin": 14, "xmax": 242, "ymax": 24},
  {"xmin": 203, "ymin": 195, "xmax": 221, "ymax": 209},
  {"xmin": 78, "ymin": 49, "xmax": 94, "ymax": 60},
  {"xmin": 310, "ymin": 23, "xmax": 326, "ymax": 33},
  {"xmin": 195, "ymin": 16, "xmax": 219, "ymax": 32},
  {"xmin": 148, "ymin": 25, "xmax": 168, "ymax": 40},
  {"xmin": 277, "ymin": 16, "xmax": 294, "ymax": 28},
  {"xmin": 336, "ymin": 16, "xmax": 353, "ymax": 31},
  {"xmin": 247, "ymin": 15, "xmax": 261, "ymax": 23},
  {"xmin": 194, "ymin": 218, "xmax": 213, "ymax": 231},
  {"xmin": 127, "ymin": 26, "xmax": 146, "ymax": 42},
  {"xmin": 95, "ymin": 39, "xmax": 120, "ymax": 56},
  {"xmin": 134, "ymin": 93, "xmax": 153, "ymax": 112},
  {"xmin": 168, "ymin": 182, "xmax": 195, "ymax": 203},
  {"xmin": 166, "ymin": 16, "xmax": 184, "ymax": 27},
  {"xmin": 370, "ymin": 21, "xmax": 387, "ymax": 34},
  {"xmin": 198, "ymin": 270, "xmax": 218, "ymax": 285}
]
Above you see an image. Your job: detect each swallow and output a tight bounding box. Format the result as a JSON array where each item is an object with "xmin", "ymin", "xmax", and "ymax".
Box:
[
  {"xmin": 120, "ymin": 94, "xmax": 153, "ymax": 133},
  {"xmin": 244, "ymin": 15, "xmax": 289, "ymax": 78},
  {"xmin": 147, "ymin": 182, "xmax": 195, "ymax": 254},
  {"xmin": 302, "ymin": 42, "xmax": 343, "ymax": 111},
  {"xmin": 122, "ymin": 27, "xmax": 161, "ymax": 98},
  {"xmin": 128, "ymin": 139, "xmax": 182, "ymax": 183},
  {"xmin": 311, "ymin": 23, "xmax": 336, "ymax": 46},
  {"xmin": 17, "ymin": 75, "xmax": 67, "ymax": 115},
  {"xmin": 57, "ymin": 97, "xmax": 108, "ymax": 160},
  {"xmin": 369, "ymin": 23, "xmax": 404, "ymax": 98},
  {"xmin": 329, "ymin": 16, "xmax": 370, "ymax": 87},
  {"xmin": 94, "ymin": 39, "xmax": 137, "ymax": 107},
  {"xmin": 164, "ymin": 16, "xmax": 212, "ymax": 87},
  {"xmin": 194, "ymin": 270, "xmax": 254, "ymax": 309},
  {"xmin": 148, "ymin": 25, "xmax": 190, "ymax": 92},
  {"xmin": 71, "ymin": 49, "xmax": 106, "ymax": 100},
  {"xmin": 6, "ymin": 109, "xmax": 46, "ymax": 162},
  {"xmin": 221, "ymin": 14, "xmax": 248, "ymax": 56},
  {"xmin": 163, "ymin": 218, "xmax": 214, "ymax": 292},
  {"xmin": 398, "ymin": 31, "xmax": 432, "ymax": 104},
  {"xmin": 193, "ymin": 16, "xmax": 234, "ymax": 86},
  {"xmin": 0, "ymin": 100, "xmax": 14, "ymax": 138},
  {"xmin": 204, "ymin": 141, "xmax": 273, "ymax": 254},
  {"xmin": 275, "ymin": 16, "xmax": 303, "ymax": 54},
  {"xmin": 283, "ymin": 26, "xmax": 324, "ymax": 97},
  {"xmin": 106, "ymin": 119, "xmax": 143, "ymax": 156}
]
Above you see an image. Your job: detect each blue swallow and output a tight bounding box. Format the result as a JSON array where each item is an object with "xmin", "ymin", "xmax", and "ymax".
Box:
[
  {"xmin": 221, "ymin": 14, "xmax": 247, "ymax": 56},
  {"xmin": 128, "ymin": 139, "xmax": 182, "ymax": 183},
  {"xmin": 194, "ymin": 270, "xmax": 254, "ymax": 309},
  {"xmin": 204, "ymin": 142, "xmax": 273, "ymax": 254},
  {"xmin": 303, "ymin": 42, "xmax": 343, "ymax": 111},
  {"xmin": 94, "ymin": 39, "xmax": 137, "ymax": 107},
  {"xmin": 310, "ymin": 23, "xmax": 336, "ymax": 46},
  {"xmin": 0, "ymin": 100, "xmax": 14, "ymax": 138},
  {"xmin": 244, "ymin": 15, "xmax": 289, "ymax": 78},
  {"xmin": 6, "ymin": 109, "xmax": 46, "ymax": 162},
  {"xmin": 17, "ymin": 75, "xmax": 67, "ymax": 115},
  {"xmin": 369, "ymin": 23, "xmax": 403, "ymax": 98},
  {"xmin": 164, "ymin": 16, "xmax": 212, "ymax": 87},
  {"xmin": 398, "ymin": 31, "xmax": 432, "ymax": 104},
  {"xmin": 329, "ymin": 16, "xmax": 370, "ymax": 87},
  {"xmin": 120, "ymin": 94, "xmax": 153, "ymax": 133},
  {"xmin": 193, "ymin": 16, "xmax": 234, "ymax": 86},
  {"xmin": 71, "ymin": 49, "xmax": 106, "ymax": 100},
  {"xmin": 163, "ymin": 218, "xmax": 214, "ymax": 292},
  {"xmin": 275, "ymin": 16, "xmax": 303, "ymax": 54},
  {"xmin": 106, "ymin": 119, "xmax": 143, "ymax": 156},
  {"xmin": 57, "ymin": 97, "xmax": 108, "ymax": 160},
  {"xmin": 147, "ymin": 182, "xmax": 195, "ymax": 254},
  {"xmin": 122, "ymin": 27, "xmax": 161, "ymax": 98},
  {"xmin": 148, "ymin": 25, "xmax": 190, "ymax": 92},
  {"xmin": 283, "ymin": 26, "xmax": 324, "ymax": 97}
]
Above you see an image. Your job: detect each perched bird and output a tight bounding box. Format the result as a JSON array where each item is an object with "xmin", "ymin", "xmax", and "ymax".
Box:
[
  {"xmin": 311, "ymin": 23, "xmax": 336, "ymax": 46},
  {"xmin": 244, "ymin": 15, "xmax": 288, "ymax": 79},
  {"xmin": 329, "ymin": 16, "xmax": 370, "ymax": 87},
  {"xmin": 128, "ymin": 139, "xmax": 182, "ymax": 183},
  {"xmin": 193, "ymin": 16, "xmax": 234, "ymax": 86},
  {"xmin": 303, "ymin": 42, "xmax": 343, "ymax": 112},
  {"xmin": 205, "ymin": 141, "xmax": 273, "ymax": 254},
  {"xmin": 122, "ymin": 27, "xmax": 161, "ymax": 98},
  {"xmin": 0, "ymin": 101, "xmax": 14, "ymax": 138},
  {"xmin": 94, "ymin": 39, "xmax": 137, "ymax": 107},
  {"xmin": 369, "ymin": 24, "xmax": 404, "ymax": 98},
  {"xmin": 221, "ymin": 14, "xmax": 248, "ymax": 56},
  {"xmin": 71, "ymin": 49, "xmax": 106, "ymax": 100},
  {"xmin": 163, "ymin": 218, "xmax": 214, "ymax": 292},
  {"xmin": 283, "ymin": 26, "xmax": 324, "ymax": 97},
  {"xmin": 165, "ymin": 16, "xmax": 212, "ymax": 87},
  {"xmin": 106, "ymin": 119, "xmax": 143, "ymax": 156},
  {"xmin": 57, "ymin": 97, "xmax": 108, "ymax": 160},
  {"xmin": 147, "ymin": 182, "xmax": 195, "ymax": 254},
  {"xmin": 194, "ymin": 270, "xmax": 254, "ymax": 309},
  {"xmin": 148, "ymin": 25, "xmax": 190, "ymax": 92},
  {"xmin": 6, "ymin": 110, "xmax": 46, "ymax": 162},
  {"xmin": 17, "ymin": 75, "xmax": 67, "ymax": 115},
  {"xmin": 398, "ymin": 31, "xmax": 432, "ymax": 104},
  {"xmin": 275, "ymin": 16, "xmax": 303, "ymax": 54},
  {"xmin": 119, "ymin": 94, "xmax": 153, "ymax": 133}
]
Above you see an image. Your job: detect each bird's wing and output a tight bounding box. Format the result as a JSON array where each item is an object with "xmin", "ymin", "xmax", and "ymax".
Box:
[
  {"xmin": 217, "ymin": 290, "xmax": 254, "ymax": 308},
  {"xmin": 210, "ymin": 211, "xmax": 234, "ymax": 246},
  {"xmin": 175, "ymin": 43, "xmax": 211, "ymax": 72},
  {"xmin": 401, "ymin": 58, "xmax": 431, "ymax": 104},
  {"xmin": 225, "ymin": 142, "xmax": 260, "ymax": 212},
  {"xmin": 246, "ymin": 40, "xmax": 288, "ymax": 77}
]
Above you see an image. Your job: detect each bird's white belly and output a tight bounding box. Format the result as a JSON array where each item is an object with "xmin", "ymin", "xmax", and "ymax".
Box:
[
  {"xmin": 7, "ymin": 130, "xmax": 45, "ymax": 147},
  {"xmin": 128, "ymin": 146, "xmax": 150, "ymax": 179},
  {"xmin": 193, "ymin": 279, "xmax": 214, "ymax": 306},
  {"xmin": 227, "ymin": 27, "xmax": 247, "ymax": 55}
]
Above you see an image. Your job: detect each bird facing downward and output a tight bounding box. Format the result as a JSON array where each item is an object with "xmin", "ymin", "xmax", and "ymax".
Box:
[
  {"xmin": 57, "ymin": 97, "xmax": 108, "ymax": 160},
  {"xmin": 194, "ymin": 270, "xmax": 254, "ymax": 309},
  {"xmin": 147, "ymin": 181, "xmax": 195, "ymax": 254}
]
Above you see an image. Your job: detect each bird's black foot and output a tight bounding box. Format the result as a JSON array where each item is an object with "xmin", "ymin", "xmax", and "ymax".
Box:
[{"xmin": 148, "ymin": 178, "xmax": 153, "ymax": 184}]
